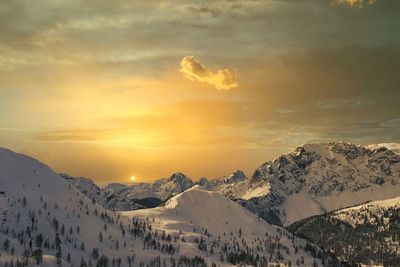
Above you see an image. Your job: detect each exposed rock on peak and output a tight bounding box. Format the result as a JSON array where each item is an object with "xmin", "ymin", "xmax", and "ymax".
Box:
[
  {"xmin": 225, "ymin": 170, "xmax": 247, "ymax": 184},
  {"xmin": 156, "ymin": 172, "xmax": 193, "ymax": 190}
]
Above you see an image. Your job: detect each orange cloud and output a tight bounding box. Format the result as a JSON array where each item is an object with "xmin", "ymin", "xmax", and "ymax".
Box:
[
  {"xmin": 32, "ymin": 129, "xmax": 112, "ymax": 142},
  {"xmin": 334, "ymin": 0, "xmax": 378, "ymax": 7},
  {"xmin": 179, "ymin": 56, "xmax": 238, "ymax": 90}
]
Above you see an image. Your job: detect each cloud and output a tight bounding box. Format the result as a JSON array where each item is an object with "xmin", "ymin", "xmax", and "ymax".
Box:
[
  {"xmin": 179, "ymin": 56, "xmax": 238, "ymax": 90},
  {"xmin": 316, "ymin": 99, "xmax": 373, "ymax": 110},
  {"xmin": 186, "ymin": 6, "xmax": 221, "ymax": 17},
  {"xmin": 32, "ymin": 129, "xmax": 111, "ymax": 142},
  {"xmin": 334, "ymin": 0, "xmax": 379, "ymax": 7}
]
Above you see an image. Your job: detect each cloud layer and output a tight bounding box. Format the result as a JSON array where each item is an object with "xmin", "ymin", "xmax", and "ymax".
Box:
[
  {"xmin": 335, "ymin": 0, "xmax": 378, "ymax": 7},
  {"xmin": 0, "ymin": 0, "xmax": 399, "ymax": 183},
  {"xmin": 180, "ymin": 56, "xmax": 238, "ymax": 90}
]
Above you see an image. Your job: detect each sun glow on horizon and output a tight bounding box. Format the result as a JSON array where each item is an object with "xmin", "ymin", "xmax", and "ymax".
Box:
[{"xmin": 130, "ymin": 175, "xmax": 137, "ymax": 182}]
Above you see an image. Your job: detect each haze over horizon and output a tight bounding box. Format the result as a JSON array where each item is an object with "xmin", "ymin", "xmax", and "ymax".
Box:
[{"xmin": 1, "ymin": 0, "xmax": 399, "ymax": 184}]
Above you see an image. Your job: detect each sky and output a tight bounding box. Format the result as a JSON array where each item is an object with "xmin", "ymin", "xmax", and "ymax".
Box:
[{"xmin": 0, "ymin": 0, "xmax": 399, "ymax": 184}]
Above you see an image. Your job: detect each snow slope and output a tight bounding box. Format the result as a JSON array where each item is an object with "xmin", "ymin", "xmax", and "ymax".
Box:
[{"xmin": 0, "ymin": 147, "xmax": 163, "ymax": 266}]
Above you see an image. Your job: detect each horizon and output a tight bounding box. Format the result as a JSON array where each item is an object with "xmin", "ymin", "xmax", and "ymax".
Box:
[
  {"xmin": 1, "ymin": 0, "xmax": 399, "ymax": 184},
  {"xmin": 0, "ymin": 139, "xmax": 396, "ymax": 186}
]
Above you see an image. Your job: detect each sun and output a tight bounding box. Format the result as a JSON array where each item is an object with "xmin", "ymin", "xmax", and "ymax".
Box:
[{"xmin": 130, "ymin": 175, "xmax": 136, "ymax": 182}]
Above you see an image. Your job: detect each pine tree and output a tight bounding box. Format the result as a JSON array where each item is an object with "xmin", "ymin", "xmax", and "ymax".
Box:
[
  {"xmin": 3, "ymin": 239, "xmax": 10, "ymax": 251},
  {"xmin": 32, "ymin": 249, "xmax": 43, "ymax": 264},
  {"xmin": 99, "ymin": 231, "xmax": 103, "ymax": 242},
  {"xmin": 22, "ymin": 249, "xmax": 30, "ymax": 265},
  {"xmin": 91, "ymin": 248, "xmax": 99, "ymax": 259},
  {"xmin": 80, "ymin": 257, "xmax": 88, "ymax": 267},
  {"xmin": 56, "ymin": 247, "xmax": 62, "ymax": 266}
]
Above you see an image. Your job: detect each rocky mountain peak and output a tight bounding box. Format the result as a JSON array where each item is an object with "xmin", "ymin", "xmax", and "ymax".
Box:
[
  {"xmin": 197, "ymin": 177, "xmax": 209, "ymax": 186},
  {"xmin": 225, "ymin": 170, "xmax": 247, "ymax": 184},
  {"xmin": 165, "ymin": 172, "xmax": 193, "ymax": 188},
  {"xmin": 328, "ymin": 141, "xmax": 370, "ymax": 159}
]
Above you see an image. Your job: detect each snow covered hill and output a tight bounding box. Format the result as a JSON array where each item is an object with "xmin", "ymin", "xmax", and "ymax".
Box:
[
  {"xmin": 0, "ymin": 147, "xmax": 330, "ymax": 266},
  {"xmin": 288, "ymin": 196, "xmax": 400, "ymax": 266},
  {"xmin": 122, "ymin": 186, "xmax": 331, "ymax": 266},
  {"xmin": 204, "ymin": 141, "xmax": 400, "ymax": 226}
]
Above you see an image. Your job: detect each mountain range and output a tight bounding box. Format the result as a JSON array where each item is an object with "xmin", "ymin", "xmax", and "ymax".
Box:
[
  {"xmin": 0, "ymin": 141, "xmax": 399, "ymax": 266},
  {"xmin": 69, "ymin": 142, "xmax": 400, "ymax": 227},
  {"xmin": 0, "ymin": 147, "xmax": 326, "ymax": 266},
  {"xmin": 62, "ymin": 172, "xmax": 194, "ymax": 211}
]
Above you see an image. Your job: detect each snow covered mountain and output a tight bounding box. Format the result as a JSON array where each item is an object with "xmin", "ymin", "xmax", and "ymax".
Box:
[
  {"xmin": 204, "ymin": 141, "xmax": 400, "ymax": 226},
  {"xmin": 288, "ymin": 196, "xmax": 400, "ymax": 266},
  {"xmin": 0, "ymin": 147, "xmax": 328, "ymax": 266}
]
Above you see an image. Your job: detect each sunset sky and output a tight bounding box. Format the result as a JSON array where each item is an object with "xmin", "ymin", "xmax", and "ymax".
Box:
[{"xmin": 1, "ymin": 0, "xmax": 399, "ymax": 184}]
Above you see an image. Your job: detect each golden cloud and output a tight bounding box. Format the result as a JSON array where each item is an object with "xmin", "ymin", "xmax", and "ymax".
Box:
[
  {"xmin": 334, "ymin": 0, "xmax": 378, "ymax": 7},
  {"xmin": 32, "ymin": 129, "xmax": 112, "ymax": 142},
  {"xmin": 179, "ymin": 56, "xmax": 238, "ymax": 90}
]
